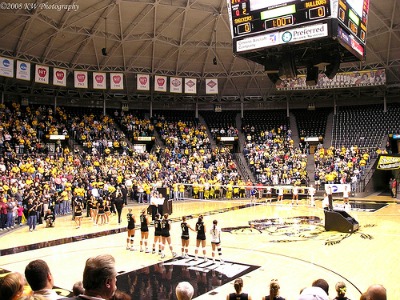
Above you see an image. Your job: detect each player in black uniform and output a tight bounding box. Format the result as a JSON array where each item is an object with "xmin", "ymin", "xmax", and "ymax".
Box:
[
  {"xmin": 195, "ymin": 215, "xmax": 207, "ymax": 261},
  {"xmin": 160, "ymin": 213, "xmax": 177, "ymax": 259},
  {"xmin": 152, "ymin": 214, "xmax": 162, "ymax": 255},
  {"xmin": 126, "ymin": 208, "xmax": 136, "ymax": 250},
  {"xmin": 140, "ymin": 209, "xmax": 150, "ymax": 253},
  {"xmin": 227, "ymin": 278, "xmax": 251, "ymax": 300},
  {"xmin": 180, "ymin": 216, "xmax": 194, "ymax": 258}
]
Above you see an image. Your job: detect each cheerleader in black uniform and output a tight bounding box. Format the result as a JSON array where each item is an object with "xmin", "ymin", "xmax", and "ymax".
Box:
[
  {"xmin": 104, "ymin": 197, "xmax": 111, "ymax": 224},
  {"xmin": 195, "ymin": 215, "xmax": 207, "ymax": 261},
  {"xmin": 160, "ymin": 213, "xmax": 177, "ymax": 259},
  {"xmin": 126, "ymin": 208, "xmax": 136, "ymax": 250},
  {"xmin": 74, "ymin": 202, "xmax": 83, "ymax": 229},
  {"xmin": 140, "ymin": 209, "xmax": 150, "ymax": 253},
  {"xmin": 152, "ymin": 214, "xmax": 162, "ymax": 255},
  {"xmin": 96, "ymin": 198, "xmax": 105, "ymax": 225},
  {"xmin": 180, "ymin": 216, "xmax": 194, "ymax": 258}
]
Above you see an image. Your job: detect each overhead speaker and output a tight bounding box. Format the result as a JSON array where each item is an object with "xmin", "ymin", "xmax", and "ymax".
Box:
[
  {"xmin": 306, "ymin": 66, "xmax": 319, "ymax": 86},
  {"xmin": 325, "ymin": 55, "xmax": 341, "ymax": 79},
  {"xmin": 213, "ymin": 57, "xmax": 217, "ymax": 65},
  {"xmin": 267, "ymin": 73, "xmax": 281, "ymax": 85},
  {"xmin": 102, "ymin": 47, "xmax": 107, "ymax": 56},
  {"xmin": 278, "ymin": 54, "xmax": 297, "ymax": 80}
]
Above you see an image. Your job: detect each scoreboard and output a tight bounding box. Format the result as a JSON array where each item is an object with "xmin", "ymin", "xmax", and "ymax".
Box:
[{"xmin": 227, "ymin": 0, "xmax": 369, "ymax": 74}]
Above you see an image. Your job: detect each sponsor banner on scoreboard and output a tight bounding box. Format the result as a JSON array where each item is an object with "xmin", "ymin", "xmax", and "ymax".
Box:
[
  {"xmin": 35, "ymin": 64, "xmax": 49, "ymax": 84},
  {"xmin": 110, "ymin": 73, "xmax": 123, "ymax": 90},
  {"xmin": 93, "ymin": 72, "xmax": 106, "ymax": 89},
  {"xmin": 236, "ymin": 23, "xmax": 328, "ymax": 52},
  {"xmin": 276, "ymin": 69, "xmax": 386, "ymax": 90},
  {"xmin": 74, "ymin": 71, "xmax": 88, "ymax": 88},
  {"xmin": 206, "ymin": 78, "xmax": 218, "ymax": 94},
  {"xmin": 170, "ymin": 77, "xmax": 182, "ymax": 93},
  {"xmin": 53, "ymin": 68, "xmax": 67, "ymax": 86},
  {"xmin": 0, "ymin": 57, "xmax": 14, "ymax": 78},
  {"xmin": 137, "ymin": 74, "xmax": 150, "ymax": 91},
  {"xmin": 377, "ymin": 155, "xmax": 400, "ymax": 170},
  {"xmin": 154, "ymin": 75, "xmax": 167, "ymax": 92},
  {"xmin": 185, "ymin": 78, "xmax": 197, "ymax": 94},
  {"xmin": 16, "ymin": 60, "xmax": 30, "ymax": 81}
]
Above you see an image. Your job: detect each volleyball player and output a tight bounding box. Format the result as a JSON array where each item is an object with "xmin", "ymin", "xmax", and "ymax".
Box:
[
  {"xmin": 140, "ymin": 209, "xmax": 150, "ymax": 253},
  {"xmin": 194, "ymin": 215, "xmax": 207, "ymax": 261},
  {"xmin": 152, "ymin": 213, "xmax": 162, "ymax": 255},
  {"xmin": 180, "ymin": 216, "xmax": 194, "ymax": 258},
  {"xmin": 126, "ymin": 208, "xmax": 136, "ymax": 250},
  {"xmin": 160, "ymin": 213, "xmax": 177, "ymax": 259},
  {"xmin": 210, "ymin": 220, "xmax": 224, "ymax": 264}
]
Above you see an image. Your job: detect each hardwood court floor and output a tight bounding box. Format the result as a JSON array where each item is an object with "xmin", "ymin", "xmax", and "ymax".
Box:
[{"xmin": 0, "ymin": 197, "xmax": 399, "ymax": 300}]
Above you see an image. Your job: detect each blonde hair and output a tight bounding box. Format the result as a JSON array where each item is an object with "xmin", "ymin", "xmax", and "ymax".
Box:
[{"xmin": 0, "ymin": 272, "xmax": 25, "ymax": 300}]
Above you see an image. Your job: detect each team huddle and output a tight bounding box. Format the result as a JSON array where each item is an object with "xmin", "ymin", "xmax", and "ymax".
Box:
[{"xmin": 125, "ymin": 210, "xmax": 224, "ymax": 264}]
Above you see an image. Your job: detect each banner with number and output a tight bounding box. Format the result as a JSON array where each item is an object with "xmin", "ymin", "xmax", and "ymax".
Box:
[
  {"xmin": 0, "ymin": 57, "xmax": 14, "ymax": 78},
  {"xmin": 205, "ymin": 78, "xmax": 218, "ymax": 94},
  {"xmin": 170, "ymin": 77, "xmax": 182, "ymax": 93},
  {"xmin": 53, "ymin": 68, "xmax": 67, "ymax": 86},
  {"xmin": 16, "ymin": 60, "xmax": 30, "ymax": 81},
  {"xmin": 35, "ymin": 64, "xmax": 49, "ymax": 84},
  {"xmin": 110, "ymin": 73, "xmax": 123, "ymax": 90},
  {"xmin": 185, "ymin": 78, "xmax": 197, "ymax": 94},
  {"xmin": 93, "ymin": 72, "xmax": 106, "ymax": 89},
  {"xmin": 74, "ymin": 71, "xmax": 88, "ymax": 88},
  {"xmin": 137, "ymin": 74, "xmax": 150, "ymax": 91},
  {"xmin": 154, "ymin": 75, "xmax": 167, "ymax": 92}
]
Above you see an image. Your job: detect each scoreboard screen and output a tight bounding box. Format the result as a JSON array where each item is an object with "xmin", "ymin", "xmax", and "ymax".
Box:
[{"xmin": 337, "ymin": 0, "xmax": 369, "ymax": 45}]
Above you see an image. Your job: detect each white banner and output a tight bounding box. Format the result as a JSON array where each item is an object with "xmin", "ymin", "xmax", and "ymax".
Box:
[
  {"xmin": 325, "ymin": 184, "xmax": 351, "ymax": 194},
  {"xmin": 185, "ymin": 78, "xmax": 197, "ymax": 94},
  {"xmin": 110, "ymin": 73, "xmax": 123, "ymax": 90},
  {"xmin": 0, "ymin": 57, "xmax": 14, "ymax": 78},
  {"xmin": 137, "ymin": 74, "xmax": 150, "ymax": 91},
  {"xmin": 16, "ymin": 60, "xmax": 30, "ymax": 81},
  {"xmin": 93, "ymin": 72, "xmax": 106, "ymax": 89},
  {"xmin": 35, "ymin": 65, "xmax": 49, "ymax": 84},
  {"xmin": 154, "ymin": 75, "xmax": 167, "ymax": 92},
  {"xmin": 206, "ymin": 78, "xmax": 218, "ymax": 94},
  {"xmin": 170, "ymin": 77, "xmax": 182, "ymax": 93},
  {"xmin": 74, "ymin": 71, "xmax": 88, "ymax": 88},
  {"xmin": 53, "ymin": 68, "xmax": 67, "ymax": 86}
]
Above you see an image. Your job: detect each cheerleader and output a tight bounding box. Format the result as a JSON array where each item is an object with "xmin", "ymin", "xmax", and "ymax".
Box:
[
  {"xmin": 160, "ymin": 213, "xmax": 177, "ymax": 259},
  {"xmin": 152, "ymin": 213, "xmax": 162, "ymax": 255},
  {"xmin": 140, "ymin": 209, "xmax": 150, "ymax": 253},
  {"xmin": 210, "ymin": 220, "xmax": 224, "ymax": 264},
  {"xmin": 104, "ymin": 197, "xmax": 111, "ymax": 224},
  {"xmin": 194, "ymin": 215, "xmax": 207, "ymax": 261},
  {"xmin": 180, "ymin": 216, "xmax": 194, "ymax": 258},
  {"xmin": 74, "ymin": 202, "xmax": 83, "ymax": 229},
  {"xmin": 126, "ymin": 208, "xmax": 136, "ymax": 250},
  {"xmin": 96, "ymin": 197, "xmax": 105, "ymax": 225}
]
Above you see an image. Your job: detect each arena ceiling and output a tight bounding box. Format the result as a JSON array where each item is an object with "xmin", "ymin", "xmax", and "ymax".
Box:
[{"xmin": 0, "ymin": 0, "xmax": 399, "ymax": 105}]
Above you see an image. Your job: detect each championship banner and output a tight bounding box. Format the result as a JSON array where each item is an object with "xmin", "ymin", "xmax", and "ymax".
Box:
[
  {"xmin": 154, "ymin": 75, "xmax": 167, "ymax": 92},
  {"xmin": 206, "ymin": 78, "xmax": 218, "ymax": 94},
  {"xmin": 377, "ymin": 155, "xmax": 400, "ymax": 170},
  {"xmin": 0, "ymin": 57, "xmax": 14, "ymax": 78},
  {"xmin": 16, "ymin": 60, "xmax": 30, "ymax": 81},
  {"xmin": 35, "ymin": 65, "xmax": 49, "ymax": 84},
  {"xmin": 185, "ymin": 78, "xmax": 197, "ymax": 94},
  {"xmin": 276, "ymin": 69, "xmax": 386, "ymax": 90},
  {"xmin": 137, "ymin": 74, "xmax": 150, "ymax": 91},
  {"xmin": 170, "ymin": 77, "xmax": 182, "ymax": 93},
  {"xmin": 74, "ymin": 71, "xmax": 88, "ymax": 88},
  {"xmin": 93, "ymin": 72, "xmax": 106, "ymax": 89},
  {"xmin": 110, "ymin": 73, "xmax": 123, "ymax": 90},
  {"xmin": 53, "ymin": 68, "xmax": 67, "ymax": 86}
]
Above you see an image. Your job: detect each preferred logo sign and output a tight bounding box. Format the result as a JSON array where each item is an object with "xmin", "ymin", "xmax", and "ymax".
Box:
[
  {"xmin": 93, "ymin": 72, "xmax": 106, "ymax": 89},
  {"xmin": 35, "ymin": 65, "xmax": 49, "ymax": 84},
  {"xmin": 137, "ymin": 74, "xmax": 150, "ymax": 91},
  {"xmin": 16, "ymin": 60, "xmax": 30, "ymax": 81},
  {"xmin": 154, "ymin": 75, "xmax": 167, "ymax": 92},
  {"xmin": 74, "ymin": 71, "xmax": 88, "ymax": 88},
  {"xmin": 53, "ymin": 68, "xmax": 66, "ymax": 86},
  {"xmin": 110, "ymin": 73, "xmax": 123, "ymax": 90}
]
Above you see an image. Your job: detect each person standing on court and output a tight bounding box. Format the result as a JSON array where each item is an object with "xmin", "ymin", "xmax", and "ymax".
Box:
[{"xmin": 194, "ymin": 215, "xmax": 207, "ymax": 261}]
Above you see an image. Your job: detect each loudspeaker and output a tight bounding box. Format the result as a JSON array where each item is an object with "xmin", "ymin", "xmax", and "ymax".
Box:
[
  {"xmin": 213, "ymin": 57, "xmax": 217, "ymax": 65},
  {"xmin": 306, "ymin": 66, "xmax": 319, "ymax": 86},
  {"xmin": 101, "ymin": 47, "xmax": 107, "ymax": 56},
  {"xmin": 267, "ymin": 73, "xmax": 282, "ymax": 85},
  {"xmin": 325, "ymin": 56, "xmax": 340, "ymax": 79},
  {"xmin": 324, "ymin": 209, "xmax": 359, "ymax": 233}
]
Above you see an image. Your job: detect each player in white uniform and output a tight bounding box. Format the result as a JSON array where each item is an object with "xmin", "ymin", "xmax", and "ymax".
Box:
[{"xmin": 210, "ymin": 220, "xmax": 224, "ymax": 264}]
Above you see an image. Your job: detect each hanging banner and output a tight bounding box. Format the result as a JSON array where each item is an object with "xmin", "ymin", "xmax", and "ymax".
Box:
[
  {"xmin": 74, "ymin": 71, "xmax": 88, "ymax": 88},
  {"xmin": 206, "ymin": 78, "xmax": 218, "ymax": 94},
  {"xmin": 0, "ymin": 57, "xmax": 14, "ymax": 78},
  {"xmin": 137, "ymin": 74, "xmax": 150, "ymax": 91},
  {"xmin": 170, "ymin": 77, "xmax": 182, "ymax": 93},
  {"xmin": 93, "ymin": 72, "xmax": 106, "ymax": 89},
  {"xmin": 154, "ymin": 75, "xmax": 167, "ymax": 92},
  {"xmin": 53, "ymin": 68, "xmax": 67, "ymax": 86},
  {"xmin": 35, "ymin": 65, "xmax": 49, "ymax": 84},
  {"xmin": 16, "ymin": 60, "xmax": 30, "ymax": 81},
  {"xmin": 185, "ymin": 78, "xmax": 197, "ymax": 94},
  {"xmin": 377, "ymin": 155, "xmax": 400, "ymax": 170},
  {"xmin": 110, "ymin": 73, "xmax": 124, "ymax": 90}
]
